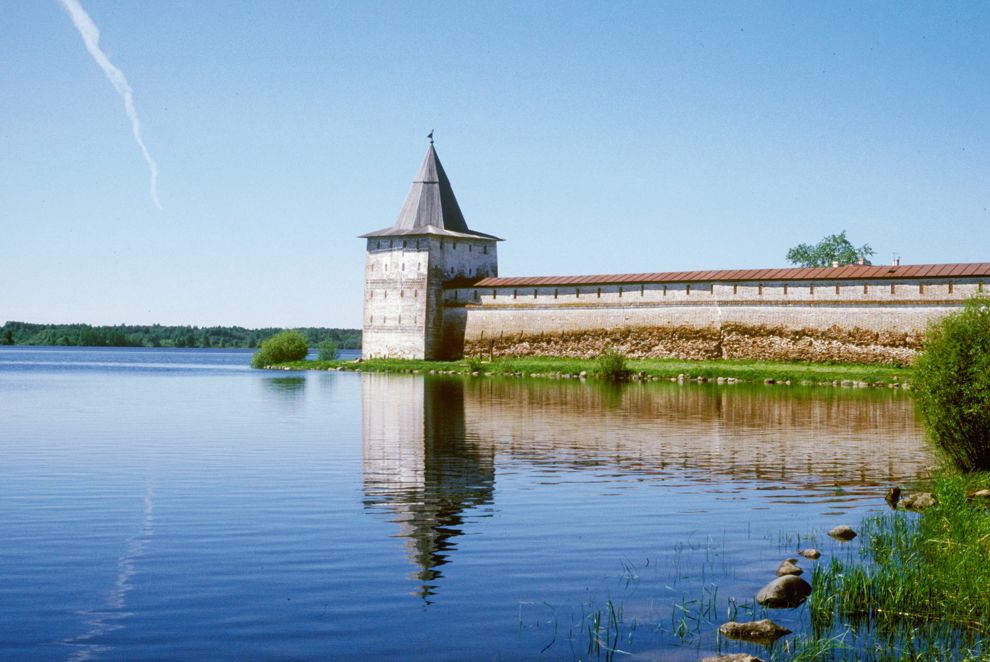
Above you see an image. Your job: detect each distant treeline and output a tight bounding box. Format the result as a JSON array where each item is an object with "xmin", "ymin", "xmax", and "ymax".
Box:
[{"xmin": 0, "ymin": 322, "xmax": 361, "ymax": 350}]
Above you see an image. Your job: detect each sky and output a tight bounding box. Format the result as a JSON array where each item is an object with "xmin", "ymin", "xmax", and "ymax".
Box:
[{"xmin": 2, "ymin": 1, "xmax": 988, "ymax": 328}]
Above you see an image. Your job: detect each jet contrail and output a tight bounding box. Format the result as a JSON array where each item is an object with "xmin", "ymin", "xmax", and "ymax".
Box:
[{"xmin": 58, "ymin": 0, "xmax": 162, "ymax": 209}]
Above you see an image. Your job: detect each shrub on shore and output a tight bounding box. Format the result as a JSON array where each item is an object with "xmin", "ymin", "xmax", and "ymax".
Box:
[
  {"xmin": 317, "ymin": 338, "xmax": 339, "ymax": 361},
  {"xmin": 596, "ymin": 348, "xmax": 629, "ymax": 381},
  {"xmin": 913, "ymin": 297, "xmax": 990, "ymax": 471},
  {"xmin": 251, "ymin": 330, "xmax": 308, "ymax": 368}
]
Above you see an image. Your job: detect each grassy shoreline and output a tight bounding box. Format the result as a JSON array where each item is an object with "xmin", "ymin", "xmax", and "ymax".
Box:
[
  {"xmin": 263, "ymin": 355, "xmax": 913, "ymax": 387},
  {"xmin": 806, "ymin": 473, "xmax": 990, "ymax": 659}
]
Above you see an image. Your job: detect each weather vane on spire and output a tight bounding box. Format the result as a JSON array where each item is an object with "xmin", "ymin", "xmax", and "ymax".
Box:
[{"xmin": 428, "ymin": 129, "xmax": 434, "ymax": 144}]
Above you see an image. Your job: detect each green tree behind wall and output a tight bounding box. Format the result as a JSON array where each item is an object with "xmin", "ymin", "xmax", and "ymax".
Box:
[{"xmin": 786, "ymin": 230, "xmax": 875, "ymax": 268}]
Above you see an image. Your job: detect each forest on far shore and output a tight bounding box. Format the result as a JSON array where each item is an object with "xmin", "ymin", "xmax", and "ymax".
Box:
[{"xmin": 0, "ymin": 322, "xmax": 361, "ymax": 350}]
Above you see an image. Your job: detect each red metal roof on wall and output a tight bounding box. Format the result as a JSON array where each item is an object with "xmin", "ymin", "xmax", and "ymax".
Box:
[{"xmin": 470, "ymin": 263, "xmax": 990, "ymax": 288}]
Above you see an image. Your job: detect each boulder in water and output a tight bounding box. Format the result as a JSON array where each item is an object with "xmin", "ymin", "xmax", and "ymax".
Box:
[{"xmin": 755, "ymin": 575, "xmax": 812, "ymax": 608}]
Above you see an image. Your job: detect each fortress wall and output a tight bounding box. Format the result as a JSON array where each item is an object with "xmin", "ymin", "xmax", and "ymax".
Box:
[
  {"xmin": 363, "ymin": 239, "xmax": 431, "ymax": 358},
  {"xmin": 449, "ymin": 278, "xmax": 986, "ymax": 364},
  {"xmin": 363, "ymin": 236, "xmax": 498, "ymax": 359}
]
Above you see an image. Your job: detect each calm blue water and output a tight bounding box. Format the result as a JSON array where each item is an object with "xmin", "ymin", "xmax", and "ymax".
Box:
[{"xmin": 0, "ymin": 347, "xmax": 932, "ymax": 660}]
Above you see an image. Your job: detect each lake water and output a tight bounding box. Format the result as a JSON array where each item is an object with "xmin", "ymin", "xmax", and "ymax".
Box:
[{"xmin": 0, "ymin": 347, "xmax": 933, "ymax": 660}]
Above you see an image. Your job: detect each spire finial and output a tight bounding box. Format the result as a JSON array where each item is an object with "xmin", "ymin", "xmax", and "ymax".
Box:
[{"xmin": 427, "ymin": 129, "xmax": 434, "ymax": 145}]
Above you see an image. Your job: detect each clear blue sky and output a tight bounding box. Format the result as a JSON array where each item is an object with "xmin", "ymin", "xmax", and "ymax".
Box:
[{"xmin": 2, "ymin": 1, "xmax": 988, "ymax": 328}]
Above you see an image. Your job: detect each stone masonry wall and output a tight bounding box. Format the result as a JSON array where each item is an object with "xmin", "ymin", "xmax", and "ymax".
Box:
[{"xmin": 450, "ymin": 278, "xmax": 986, "ymax": 364}]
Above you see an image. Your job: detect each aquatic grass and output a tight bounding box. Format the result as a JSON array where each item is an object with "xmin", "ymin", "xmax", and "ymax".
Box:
[{"xmin": 807, "ymin": 473, "xmax": 990, "ymax": 657}]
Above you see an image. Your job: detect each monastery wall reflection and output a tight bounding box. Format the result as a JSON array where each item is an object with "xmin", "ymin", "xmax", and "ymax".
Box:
[{"xmin": 361, "ymin": 374, "xmax": 931, "ymax": 598}]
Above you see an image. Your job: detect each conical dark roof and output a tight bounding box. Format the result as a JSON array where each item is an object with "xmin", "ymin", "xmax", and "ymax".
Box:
[{"xmin": 361, "ymin": 144, "xmax": 500, "ymax": 240}]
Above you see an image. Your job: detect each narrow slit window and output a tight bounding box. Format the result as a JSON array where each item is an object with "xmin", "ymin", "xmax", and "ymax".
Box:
[
  {"xmin": 640, "ymin": 284, "xmax": 645, "ymax": 296},
  {"xmin": 890, "ymin": 283, "xmax": 896, "ymax": 295},
  {"xmin": 949, "ymin": 282, "xmax": 954, "ymax": 294},
  {"xmin": 732, "ymin": 284, "xmax": 737, "ymax": 294},
  {"xmin": 686, "ymin": 283, "xmax": 691, "ymax": 295},
  {"xmin": 554, "ymin": 288, "xmax": 558, "ymax": 299},
  {"xmin": 783, "ymin": 284, "xmax": 788, "ymax": 295},
  {"xmin": 835, "ymin": 284, "xmax": 840, "ymax": 295},
  {"xmin": 597, "ymin": 288, "xmax": 601, "ymax": 298},
  {"xmin": 758, "ymin": 284, "xmax": 763, "ymax": 296}
]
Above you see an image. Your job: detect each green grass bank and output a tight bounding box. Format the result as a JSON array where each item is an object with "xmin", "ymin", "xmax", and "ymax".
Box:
[
  {"xmin": 807, "ymin": 473, "xmax": 990, "ymax": 659},
  {"xmin": 263, "ymin": 355, "xmax": 912, "ymax": 387}
]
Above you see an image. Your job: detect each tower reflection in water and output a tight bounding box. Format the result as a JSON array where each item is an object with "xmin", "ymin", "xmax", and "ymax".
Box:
[
  {"xmin": 362, "ymin": 374, "xmax": 930, "ymax": 600},
  {"xmin": 361, "ymin": 374, "xmax": 494, "ymax": 601}
]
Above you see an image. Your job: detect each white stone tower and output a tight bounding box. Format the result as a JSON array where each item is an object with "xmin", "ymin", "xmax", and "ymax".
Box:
[{"xmin": 360, "ymin": 142, "xmax": 500, "ymax": 359}]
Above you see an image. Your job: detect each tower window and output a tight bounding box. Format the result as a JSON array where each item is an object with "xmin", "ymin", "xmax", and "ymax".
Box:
[
  {"xmin": 758, "ymin": 284, "xmax": 763, "ymax": 296},
  {"xmin": 783, "ymin": 284, "xmax": 788, "ymax": 295},
  {"xmin": 402, "ymin": 240, "xmax": 407, "ymax": 248},
  {"xmin": 732, "ymin": 284, "xmax": 737, "ymax": 294},
  {"xmin": 949, "ymin": 282, "xmax": 954, "ymax": 294},
  {"xmin": 469, "ymin": 244, "xmax": 472, "ymax": 252},
  {"xmin": 687, "ymin": 283, "xmax": 691, "ymax": 295},
  {"xmin": 640, "ymin": 285, "xmax": 644, "ymax": 296},
  {"xmin": 513, "ymin": 289, "xmax": 517, "ymax": 299},
  {"xmin": 596, "ymin": 287, "xmax": 601, "ymax": 298},
  {"xmin": 864, "ymin": 284, "xmax": 869, "ymax": 294},
  {"xmin": 554, "ymin": 288, "xmax": 558, "ymax": 299},
  {"xmin": 483, "ymin": 245, "xmax": 488, "ymax": 254}
]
